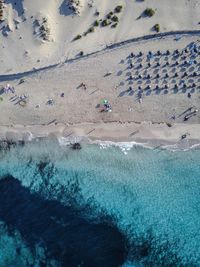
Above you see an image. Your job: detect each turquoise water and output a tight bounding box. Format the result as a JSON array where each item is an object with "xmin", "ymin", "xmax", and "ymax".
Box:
[{"xmin": 0, "ymin": 139, "xmax": 200, "ymax": 266}]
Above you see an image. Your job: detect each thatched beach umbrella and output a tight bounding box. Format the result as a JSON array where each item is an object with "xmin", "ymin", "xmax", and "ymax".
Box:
[
  {"xmin": 193, "ymin": 72, "xmax": 197, "ymax": 77},
  {"xmin": 71, "ymin": 143, "xmax": 82, "ymax": 150},
  {"xmin": 183, "ymin": 72, "xmax": 188, "ymax": 77},
  {"xmin": 192, "ymin": 83, "xmax": 196, "ymax": 87}
]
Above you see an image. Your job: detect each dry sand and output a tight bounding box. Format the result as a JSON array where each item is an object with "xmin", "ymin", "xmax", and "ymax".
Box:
[
  {"xmin": 0, "ymin": 0, "xmax": 200, "ymax": 73},
  {"xmin": 0, "ymin": 0, "xmax": 200, "ymax": 147}
]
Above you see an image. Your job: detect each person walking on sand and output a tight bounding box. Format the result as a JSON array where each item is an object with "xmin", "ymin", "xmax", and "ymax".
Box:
[{"xmin": 80, "ymin": 83, "xmax": 86, "ymax": 90}]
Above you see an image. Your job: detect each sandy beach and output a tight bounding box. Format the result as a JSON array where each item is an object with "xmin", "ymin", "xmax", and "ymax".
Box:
[
  {"xmin": 1, "ymin": 2, "xmax": 200, "ymax": 265},
  {"xmin": 0, "ymin": 0, "xmax": 200, "ymax": 147}
]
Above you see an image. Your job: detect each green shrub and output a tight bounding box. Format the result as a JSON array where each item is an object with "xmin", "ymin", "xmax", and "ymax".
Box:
[
  {"xmin": 154, "ymin": 23, "xmax": 160, "ymax": 32},
  {"xmin": 94, "ymin": 20, "xmax": 99, "ymax": 26},
  {"xmin": 73, "ymin": 34, "xmax": 82, "ymax": 41},
  {"xmin": 107, "ymin": 13, "xmax": 112, "ymax": 19},
  {"xmin": 0, "ymin": 97, "xmax": 3, "ymax": 102},
  {"xmin": 88, "ymin": 27, "xmax": 95, "ymax": 33},
  {"xmin": 111, "ymin": 15, "xmax": 119, "ymax": 22},
  {"xmin": 80, "ymin": 51, "xmax": 84, "ymax": 56},
  {"xmin": 111, "ymin": 23, "xmax": 118, "ymax": 28},
  {"xmin": 144, "ymin": 8, "xmax": 155, "ymax": 17},
  {"xmin": 114, "ymin": 5, "xmax": 123, "ymax": 13},
  {"xmin": 101, "ymin": 19, "xmax": 109, "ymax": 27},
  {"xmin": 109, "ymin": 11, "xmax": 114, "ymax": 15}
]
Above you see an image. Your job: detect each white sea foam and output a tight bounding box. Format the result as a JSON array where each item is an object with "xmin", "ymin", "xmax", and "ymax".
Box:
[
  {"xmin": 89, "ymin": 140, "xmax": 153, "ymax": 154},
  {"xmin": 57, "ymin": 136, "xmax": 71, "ymax": 146}
]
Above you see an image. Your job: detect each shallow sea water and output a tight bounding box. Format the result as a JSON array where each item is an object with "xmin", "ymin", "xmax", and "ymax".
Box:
[{"xmin": 0, "ymin": 139, "xmax": 200, "ymax": 266}]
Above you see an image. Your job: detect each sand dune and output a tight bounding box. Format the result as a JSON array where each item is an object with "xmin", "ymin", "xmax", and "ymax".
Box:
[{"xmin": 0, "ymin": 0, "xmax": 199, "ymax": 73}]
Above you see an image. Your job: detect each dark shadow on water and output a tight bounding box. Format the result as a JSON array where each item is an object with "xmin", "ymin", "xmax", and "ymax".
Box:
[{"xmin": 0, "ymin": 175, "xmax": 127, "ymax": 267}]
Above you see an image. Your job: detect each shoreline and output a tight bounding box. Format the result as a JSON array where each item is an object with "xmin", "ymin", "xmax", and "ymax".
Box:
[{"xmin": 0, "ymin": 121, "xmax": 200, "ymax": 151}]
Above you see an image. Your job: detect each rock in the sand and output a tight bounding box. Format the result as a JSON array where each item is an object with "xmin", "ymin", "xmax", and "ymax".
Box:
[
  {"xmin": 71, "ymin": 142, "xmax": 82, "ymax": 150},
  {"xmin": 0, "ymin": 140, "xmax": 24, "ymax": 151}
]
